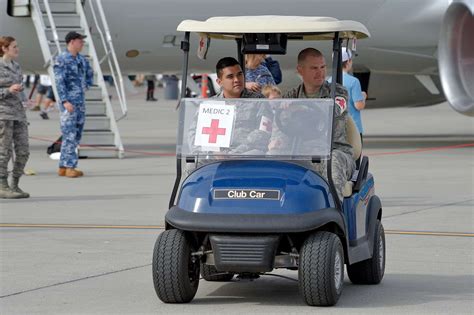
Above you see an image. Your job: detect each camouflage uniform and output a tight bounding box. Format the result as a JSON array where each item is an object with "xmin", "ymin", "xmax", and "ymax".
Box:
[
  {"xmin": 215, "ymin": 89, "xmax": 272, "ymax": 154},
  {"xmin": 278, "ymin": 81, "xmax": 355, "ymax": 201},
  {"xmin": 186, "ymin": 89, "xmax": 272, "ymax": 174},
  {"xmin": 54, "ymin": 50, "xmax": 93, "ymax": 168},
  {"xmin": 0, "ymin": 59, "xmax": 29, "ymax": 179}
]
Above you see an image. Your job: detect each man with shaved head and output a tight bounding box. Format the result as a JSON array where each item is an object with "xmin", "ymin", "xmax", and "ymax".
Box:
[{"xmin": 271, "ymin": 48, "xmax": 355, "ymax": 201}]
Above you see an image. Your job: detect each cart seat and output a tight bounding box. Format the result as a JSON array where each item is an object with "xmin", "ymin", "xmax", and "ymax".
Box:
[
  {"xmin": 346, "ymin": 117, "xmax": 361, "ymax": 161},
  {"xmin": 343, "ymin": 117, "xmax": 362, "ymax": 197}
]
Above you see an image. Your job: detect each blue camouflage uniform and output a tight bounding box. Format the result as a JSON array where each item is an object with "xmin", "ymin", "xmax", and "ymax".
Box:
[
  {"xmin": 54, "ymin": 50, "xmax": 93, "ymax": 168},
  {"xmin": 245, "ymin": 63, "xmax": 276, "ymax": 87}
]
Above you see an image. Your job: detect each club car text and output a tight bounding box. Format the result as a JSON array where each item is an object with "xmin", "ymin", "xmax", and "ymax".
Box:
[{"xmin": 214, "ymin": 189, "xmax": 280, "ymax": 200}]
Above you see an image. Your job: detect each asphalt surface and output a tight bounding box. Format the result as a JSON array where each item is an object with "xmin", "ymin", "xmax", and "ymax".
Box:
[{"xmin": 1, "ymin": 87, "xmax": 473, "ymax": 314}]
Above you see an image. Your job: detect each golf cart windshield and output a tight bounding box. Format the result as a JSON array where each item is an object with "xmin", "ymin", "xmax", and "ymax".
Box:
[{"xmin": 178, "ymin": 98, "xmax": 334, "ymax": 160}]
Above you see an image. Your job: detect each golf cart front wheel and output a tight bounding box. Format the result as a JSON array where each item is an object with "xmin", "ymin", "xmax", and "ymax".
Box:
[
  {"xmin": 299, "ymin": 231, "xmax": 344, "ymax": 306},
  {"xmin": 152, "ymin": 229, "xmax": 200, "ymax": 303},
  {"xmin": 347, "ymin": 220, "xmax": 386, "ymax": 284}
]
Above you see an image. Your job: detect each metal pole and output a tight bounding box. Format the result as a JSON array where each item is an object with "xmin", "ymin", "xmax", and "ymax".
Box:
[
  {"xmin": 180, "ymin": 32, "xmax": 191, "ymax": 99},
  {"xmin": 336, "ymin": 43, "xmax": 343, "ymax": 84},
  {"xmin": 40, "ymin": 0, "xmax": 61, "ymax": 53},
  {"xmin": 328, "ymin": 32, "xmax": 343, "ymax": 210},
  {"xmin": 169, "ymin": 32, "xmax": 190, "ymax": 209},
  {"xmin": 95, "ymin": 0, "xmax": 128, "ymax": 118},
  {"xmin": 236, "ymin": 38, "xmax": 244, "ymax": 69},
  {"xmin": 236, "ymin": 38, "xmax": 245, "ymax": 86}
]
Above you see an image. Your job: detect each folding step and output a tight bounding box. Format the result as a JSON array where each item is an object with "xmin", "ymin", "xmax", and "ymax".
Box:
[
  {"xmin": 86, "ymin": 101, "xmax": 107, "ymax": 116},
  {"xmin": 38, "ymin": 0, "xmax": 76, "ymax": 3},
  {"xmin": 81, "ymin": 131, "xmax": 114, "ymax": 146},
  {"xmin": 46, "ymin": 27, "xmax": 83, "ymax": 42},
  {"xmin": 86, "ymin": 87, "xmax": 103, "ymax": 101},
  {"xmin": 43, "ymin": 14, "xmax": 81, "ymax": 28},
  {"xmin": 84, "ymin": 116, "xmax": 111, "ymax": 131},
  {"xmin": 49, "ymin": 40, "xmax": 89, "ymax": 53},
  {"xmin": 40, "ymin": 2, "xmax": 76, "ymax": 14}
]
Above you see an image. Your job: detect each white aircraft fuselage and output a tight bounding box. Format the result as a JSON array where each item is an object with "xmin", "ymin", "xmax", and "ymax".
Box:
[{"xmin": 1, "ymin": 0, "xmax": 473, "ymax": 112}]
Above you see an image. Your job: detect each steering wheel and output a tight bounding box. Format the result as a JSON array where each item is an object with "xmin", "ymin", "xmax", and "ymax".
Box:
[{"xmin": 274, "ymin": 103, "xmax": 327, "ymax": 140}]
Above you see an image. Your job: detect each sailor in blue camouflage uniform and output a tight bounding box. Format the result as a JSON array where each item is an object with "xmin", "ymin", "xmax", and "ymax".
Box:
[
  {"xmin": 54, "ymin": 32, "xmax": 93, "ymax": 178},
  {"xmin": 269, "ymin": 48, "xmax": 355, "ymax": 201}
]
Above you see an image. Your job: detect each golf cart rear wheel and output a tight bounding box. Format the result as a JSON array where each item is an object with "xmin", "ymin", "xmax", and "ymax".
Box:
[
  {"xmin": 152, "ymin": 229, "xmax": 200, "ymax": 303},
  {"xmin": 347, "ymin": 220, "xmax": 385, "ymax": 284},
  {"xmin": 299, "ymin": 231, "xmax": 344, "ymax": 306},
  {"xmin": 200, "ymin": 263, "xmax": 234, "ymax": 281}
]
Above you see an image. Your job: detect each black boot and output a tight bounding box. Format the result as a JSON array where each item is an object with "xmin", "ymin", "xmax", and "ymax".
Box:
[{"xmin": 10, "ymin": 177, "xmax": 30, "ymax": 198}]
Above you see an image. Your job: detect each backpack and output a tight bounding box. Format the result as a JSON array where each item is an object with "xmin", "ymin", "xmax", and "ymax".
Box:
[{"xmin": 46, "ymin": 136, "xmax": 62, "ymax": 155}]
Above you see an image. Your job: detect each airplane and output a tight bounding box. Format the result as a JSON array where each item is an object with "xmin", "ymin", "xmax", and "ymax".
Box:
[{"xmin": 1, "ymin": 0, "xmax": 473, "ymax": 116}]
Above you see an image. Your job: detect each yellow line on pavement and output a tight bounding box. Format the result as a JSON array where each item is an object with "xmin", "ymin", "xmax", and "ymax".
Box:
[
  {"xmin": 0, "ymin": 223, "xmax": 165, "ymax": 230},
  {"xmin": 385, "ymin": 230, "xmax": 473, "ymax": 237},
  {"xmin": 0, "ymin": 224, "xmax": 472, "ymax": 237}
]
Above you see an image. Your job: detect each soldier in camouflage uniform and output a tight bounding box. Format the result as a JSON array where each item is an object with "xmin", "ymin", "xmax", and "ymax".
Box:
[
  {"xmin": 270, "ymin": 48, "xmax": 355, "ymax": 201},
  {"xmin": 0, "ymin": 36, "xmax": 29, "ymax": 199},
  {"xmin": 186, "ymin": 57, "xmax": 272, "ymax": 174},
  {"xmin": 54, "ymin": 32, "xmax": 93, "ymax": 178}
]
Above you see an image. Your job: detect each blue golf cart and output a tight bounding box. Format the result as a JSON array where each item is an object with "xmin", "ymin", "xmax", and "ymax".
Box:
[{"xmin": 152, "ymin": 16, "xmax": 385, "ymax": 306}]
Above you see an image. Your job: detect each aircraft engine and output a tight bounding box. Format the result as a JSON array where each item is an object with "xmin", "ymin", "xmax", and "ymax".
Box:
[{"xmin": 438, "ymin": 0, "xmax": 474, "ymax": 116}]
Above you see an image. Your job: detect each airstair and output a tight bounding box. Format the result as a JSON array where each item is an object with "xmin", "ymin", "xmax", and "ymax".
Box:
[{"xmin": 26, "ymin": 0, "xmax": 127, "ymax": 158}]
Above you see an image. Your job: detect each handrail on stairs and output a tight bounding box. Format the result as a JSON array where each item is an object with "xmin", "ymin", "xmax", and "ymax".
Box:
[
  {"xmin": 87, "ymin": 0, "xmax": 128, "ymax": 122},
  {"xmin": 33, "ymin": 0, "xmax": 61, "ymax": 55}
]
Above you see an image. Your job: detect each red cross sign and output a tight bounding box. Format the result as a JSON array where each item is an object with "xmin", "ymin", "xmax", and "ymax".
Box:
[
  {"xmin": 202, "ymin": 119, "xmax": 226, "ymax": 143},
  {"xmin": 194, "ymin": 102, "xmax": 234, "ymax": 148}
]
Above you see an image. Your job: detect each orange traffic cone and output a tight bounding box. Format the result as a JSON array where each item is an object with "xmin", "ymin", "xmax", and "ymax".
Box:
[{"xmin": 201, "ymin": 74, "xmax": 209, "ymax": 98}]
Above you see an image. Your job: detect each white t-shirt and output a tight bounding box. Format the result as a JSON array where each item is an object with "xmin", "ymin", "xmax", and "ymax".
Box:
[{"xmin": 39, "ymin": 75, "xmax": 52, "ymax": 86}]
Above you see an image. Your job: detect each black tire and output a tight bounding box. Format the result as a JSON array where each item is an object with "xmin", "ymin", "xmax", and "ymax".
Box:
[
  {"xmin": 200, "ymin": 263, "xmax": 234, "ymax": 281},
  {"xmin": 347, "ymin": 220, "xmax": 385, "ymax": 284},
  {"xmin": 299, "ymin": 231, "xmax": 344, "ymax": 306},
  {"xmin": 152, "ymin": 229, "xmax": 200, "ymax": 303}
]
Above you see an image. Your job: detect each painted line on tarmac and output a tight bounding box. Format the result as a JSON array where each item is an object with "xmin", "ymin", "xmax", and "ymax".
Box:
[
  {"xmin": 0, "ymin": 223, "xmax": 165, "ymax": 230},
  {"xmin": 29, "ymin": 135, "xmax": 474, "ymax": 158},
  {"xmin": 385, "ymin": 230, "xmax": 473, "ymax": 237},
  {"xmin": 1, "ymin": 223, "xmax": 472, "ymax": 237},
  {"xmin": 384, "ymin": 198, "xmax": 473, "ymax": 219},
  {"xmin": 28, "ymin": 136, "xmax": 174, "ymax": 157},
  {"xmin": 0, "ymin": 263, "xmax": 151, "ymax": 299},
  {"xmin": 366, "ymin": 142, "xmax": 474, "ymax": 156}
]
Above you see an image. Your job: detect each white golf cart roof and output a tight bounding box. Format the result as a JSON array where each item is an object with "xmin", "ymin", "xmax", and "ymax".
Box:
[{"xmin": 177, "ymin": 16, "xmax": 370, "ymax": 40}]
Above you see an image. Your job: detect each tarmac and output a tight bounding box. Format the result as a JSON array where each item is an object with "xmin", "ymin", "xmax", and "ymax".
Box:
[{"xmin": 1, "ymin": 87, "xmax": 473, "ymax": 314}]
